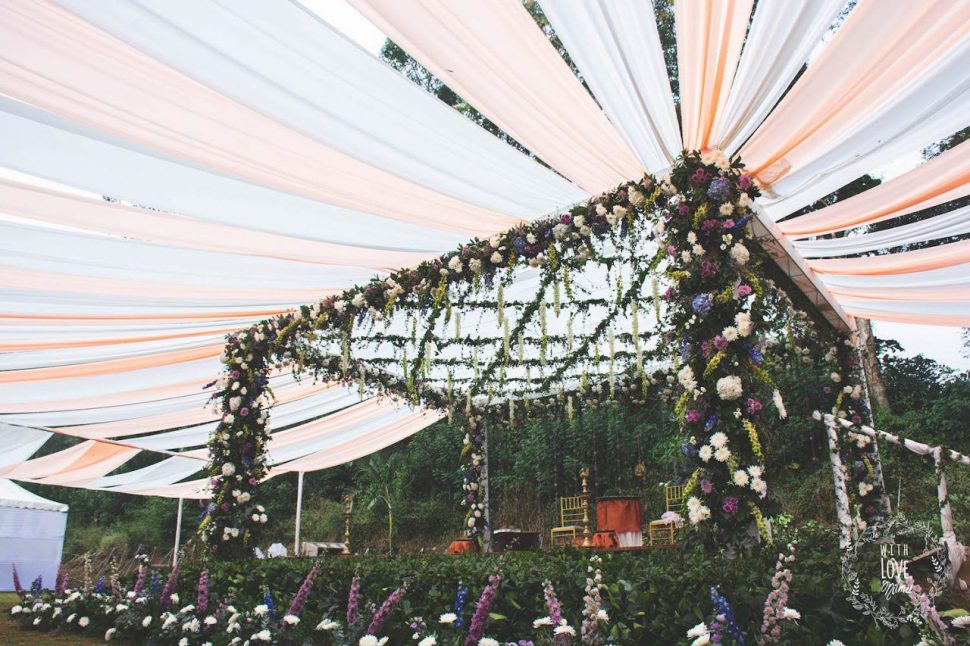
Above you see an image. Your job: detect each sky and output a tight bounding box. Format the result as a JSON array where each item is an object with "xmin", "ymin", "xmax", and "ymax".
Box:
[{"xmin": 306, "ymin": 1, "xmax": 968, "ymax": 374}]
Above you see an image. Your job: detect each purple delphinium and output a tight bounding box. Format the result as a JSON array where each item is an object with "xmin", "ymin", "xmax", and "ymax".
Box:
[
  {"xmin": 54, "ymin": 567, "xmax": 68, "ymax": 597},
  {"xmin": 347, "ymin": 574, "xmax": 360, "ymax": 626},
  {"xmin": 160, "ymin": 562, "xmax": 180, "ymax": 608},
  {"xmin": 197, "ymin": 569, "xmax": 209, "ymax": 614},
  {"xmin": 12, "ymin": 565, "xmax": 24, "ymax": 597},
  {"xmin": 465, "ymin": 575, "xmax": 502, "ymax": 646},
  {"xmin": 542, "ymin": 580, "xmax": 569, "ymax": 644},
  {"xmin": 132, "ymin": 565, "xmax": 146, "ymax": 596},
  {"xmin": 286, "ymin": 563, "xmax": 320, "ymax": 619},
  {"xmin": 366, "ymin": 585, "xmax": 406, "ymax": 636}
]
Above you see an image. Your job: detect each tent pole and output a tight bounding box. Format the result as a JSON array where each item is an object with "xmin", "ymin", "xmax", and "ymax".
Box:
[
  {"xmin": 173, "ymin": 497, "xmax": 183, "ymax": 567},
  {"xmin": 294, "ymin": 471, "xmax": 304, "ymax": 556}
]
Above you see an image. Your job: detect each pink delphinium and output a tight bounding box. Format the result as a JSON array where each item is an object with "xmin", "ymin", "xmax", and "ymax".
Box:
[
  {"xmin": 761, "ymin": 543, "xmax": 797, "ymax": 644},
  {"xmin": 581, "ymin": 559, "xmax": 607, "ymax": 646},
  {"xmin": 197, "ymin": 569, "xmax": 209, "ymax": 614},
  {"xmin": 12, "ymin": 564, "xmax": 24, "ymax": 597},
  {"xmin": 160, "ymin": 562, "xmax": 180, "ymax": 608},
  {"xmin": 542, "ymin": 580, "xmax": 569, "ymax": 644}
]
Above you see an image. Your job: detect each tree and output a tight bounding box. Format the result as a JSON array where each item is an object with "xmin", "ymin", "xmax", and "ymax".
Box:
[{"xmin": 353, "ymin": 453, "xmax": 408, "ymax": 553}]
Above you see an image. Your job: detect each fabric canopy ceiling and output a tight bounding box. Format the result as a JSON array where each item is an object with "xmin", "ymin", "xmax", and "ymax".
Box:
[{"xmin": 0, "ymin": 0, "xmax": 968, "ymax": 498}]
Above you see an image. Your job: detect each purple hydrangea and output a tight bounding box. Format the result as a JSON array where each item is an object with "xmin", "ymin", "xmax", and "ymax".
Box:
[
  {"xmin": 692, "ymin": 293, "xmax": 713, "ymax": 316},
  {"xmin": 707, "ymin": 177, "xmax": 731, "ymax": 201}
]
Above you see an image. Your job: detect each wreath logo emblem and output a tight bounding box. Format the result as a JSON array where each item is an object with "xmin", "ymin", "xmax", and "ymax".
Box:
[{"xmin": 841, "ymin": 515, "xmax": 948, "ymax": 628}]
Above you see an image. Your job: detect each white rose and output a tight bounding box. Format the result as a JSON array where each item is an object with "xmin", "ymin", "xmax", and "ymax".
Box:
[
  {"xmin": 448, "ymin": 256, "xmax": 462, "ymax": 271},
  {"xmin": 490, "ymin": 251, "xmax": 503, "ymax": 264},
  {"xmin": 222, "ymin": 463, "xmax": 236, "ymax": 477}
]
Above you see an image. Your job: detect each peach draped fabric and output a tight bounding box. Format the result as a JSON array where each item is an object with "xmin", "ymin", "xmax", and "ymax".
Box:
[
  {"xmin": 347, "ymin": 0, "xmax": 643, "ymax": 194},
  {"xmin": 839, "ymin": 305, "xmax": 970, "ymax": 327},
  {"xmin": 0, "ymin": 440, "xmax": 139, "ymax": 484},
  {"xmin": 808, "ymin": 240, "xmax": 970, "ymax": 276},
  {"xmin": 0, "ymin": 344, "xmax": 223, "ymax": 384},
  {"xmin": 675, "ymin": 0, "xmax": 754, "ymax": 150},
  {"xmin": 0, "ymin": 326, "xmax": 239, "ymax": 352},
  {"xmin": 741, "ymin": 0, "xmax": 970, "ymax": 186},
  {"xmin": 779, "ymin": 141, "xmax": 970, "ymax": 237},
  {"xmin": 0, "ymin": 179, "xmax": 431, "ymax": 271},
  {"xmin": 0, "ymin": 1, "xmax": 521, "ymax": 236}
]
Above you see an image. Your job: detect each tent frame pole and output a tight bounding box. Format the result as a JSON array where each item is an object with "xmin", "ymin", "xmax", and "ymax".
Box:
[
  {"xmin": 173, "ymin": 497, "xmax": 183, "ymax": 567},
  {"xmin": 294, "ymin": 471, "xmax": 304, "ymax": 556}
]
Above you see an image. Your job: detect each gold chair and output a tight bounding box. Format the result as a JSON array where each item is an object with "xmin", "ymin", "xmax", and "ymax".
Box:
[
  {"xmin": 550, "ymin": 496, "xmax": 585, "ymax": 546},
  {"xmin": 647, "ymin": 484, "xmax": 686, "ymax": 546}
]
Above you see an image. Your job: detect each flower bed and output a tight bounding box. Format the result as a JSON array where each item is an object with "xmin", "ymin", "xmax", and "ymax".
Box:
[{"xmin": 6, "ymin": 525, "xmax": 944, "ymax": 644}]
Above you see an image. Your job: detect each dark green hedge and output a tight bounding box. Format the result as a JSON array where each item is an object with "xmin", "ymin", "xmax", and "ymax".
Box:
[{"xmin": 175, "ymin": 525, "xmax": 909, "ymax": 644}]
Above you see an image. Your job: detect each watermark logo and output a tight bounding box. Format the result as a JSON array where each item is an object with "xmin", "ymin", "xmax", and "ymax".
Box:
[{"xmin": 841, "ymin": 515, "xmax": 948, "ymax": 628}]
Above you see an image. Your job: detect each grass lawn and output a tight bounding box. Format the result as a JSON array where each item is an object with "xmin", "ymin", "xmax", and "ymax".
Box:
[{"xmin": 0, "ymin": 592, "xmax": 103, "ymax": 645}]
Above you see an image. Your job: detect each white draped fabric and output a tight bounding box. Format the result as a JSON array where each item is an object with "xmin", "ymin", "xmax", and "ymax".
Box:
[
  {"xmin": 539, "ymin": 0, "xmax": 681, "ymax": 171},
  {"xmin": 712, "ymin": 0, "xmax": 845, "ymax": 154},
  {"xmin": 794, "ymin": 206, "xmax": 970, "ymax": 258}
]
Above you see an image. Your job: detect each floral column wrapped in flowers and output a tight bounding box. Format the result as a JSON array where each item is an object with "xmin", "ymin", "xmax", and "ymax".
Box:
[{"xmin": 659, "ymin": 150, "xmax": 781, "ymax": 546}]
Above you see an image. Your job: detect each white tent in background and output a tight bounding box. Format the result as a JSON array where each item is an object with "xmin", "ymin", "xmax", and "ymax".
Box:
[{"xmin": 0, "ymin": 478, "xmax": 68, "ymax": 593}]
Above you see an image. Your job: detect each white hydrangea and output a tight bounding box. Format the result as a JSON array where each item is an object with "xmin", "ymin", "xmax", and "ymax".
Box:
[
  {"xmin": 716, "ymin": 375, "xmax": 743, "ymax": 400},
  {"xmin": 730, "ymin": 243, "xmax": 750, "ymax": 265}
]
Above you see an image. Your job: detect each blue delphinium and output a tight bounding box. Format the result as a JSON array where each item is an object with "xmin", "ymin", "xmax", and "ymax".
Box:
[
  {"xmin": 710, "ymin": 585, "xmax": 745, "ymax": 644},
  {"xmin": 30, "ymin": 576, "xmax": 42, "ymax": 596},
  {"xmin": 263, "ymin": 586, "xmax": 275, "ymax": 621},
  {"xmin": 95, "ymin": 576, "xmax": 106, "ymax": 594},
  {"xmin": 453, "ymin": 581, "xmax": 470, "ymax": 630}
]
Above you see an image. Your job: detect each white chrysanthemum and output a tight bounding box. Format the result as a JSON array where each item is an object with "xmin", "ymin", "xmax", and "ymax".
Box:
[
  {"xmin": 714, "ymin": 446, "xmax": 731, "ymax": 462},
  {"xmin": 951, "ymin": 615, "xmax": 970, "ymax": 628},
  {"xmin": 533, "ymin": 616, "xmax": 553, "ymax": 628},
  {"xmin": 773, "ymin": 389, "xmax": 787, "ymax": 419},
  {"xmin": 735, "ymin": 312, "xmax": 753, "ymax": 336},
  {"xmin": 316, "ymin": 619, "xmax": 339, "ymax": 631},
  {"xmin": 283, "ymin": 615, "xmax": 300, "ymax": 626},
  {"xmin": 751, "ymin": 478, "xmax": 767, "ymax": 497},
  {"xmin": 681, "ymin": 250, "xmax": 692, "ymax": 263},
  {"xmin": 730, "ymin": 243, "xmax": 750, "ymax": 265},
  {"xmin": 448, "ymin": 256, "xmax": 462, "ymax": 271},
  {"xmin": 687, "ymin": 622, "xmax": 709, "ymax": 639},
  {"xmin": 782, "ymin": 608, "xmax": 801, "ymax": 620},
  {"xmin": 700, "ymin": 151, "xmax": 716, "ymax": 165},
  {"xmin": 719, "ymin": 203, "xmax": 734, "ymax": 216},
  {"xmin": 698, "ymin": 445, "xmax": 713, "ymax": 462},
  {"xmin": 747, "ymin": 465, "xmax": 763, "ymax": 478},
  {"xmin": 709, "ymin": 432, "xmax": 729, "ymax": 449},
  {"xmin": 716, "ymin": 375, "xmax": 743, "ymax": 400},
  {"xmin": 831, "ymin": 372, "xmax": 842, "ymax": 383},
  {"xmin": 253, "ymin": 605, "xmax": 268, "ymax": 617},
  {"xmin": 733, "ymin": 470, "xmax": 750, "ymax": 487},
  {"xmin": 479, "ymin": 639, "xmax": 500, "ymax": 646},
  {"xmin": 554, "ymin": 624, "xmax": 577, "ymax": 636},
  {"xmin": 722, "ymin": 326, "xmax": 739, "ymax": 342},
  {"xmin": 221, "ymin": 463, "xmax": 236, "ymax": 476},
  {"xmin": 738, "ymin": 193, "xmax": 751, "ymax": 207},
  {"xmin": 686, "ymin": 496, "xmax": 702, "ymax": 511}
]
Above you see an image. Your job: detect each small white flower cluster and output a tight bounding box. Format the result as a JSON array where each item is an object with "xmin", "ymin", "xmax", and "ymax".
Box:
[
  {"xmin": 847, "ymin": 431, "xmax": 871, "ymax": 449},
  {"xmin": 678, "ymin": 365, "xmax": 700, "ymax": 396},
  {"xmin": 700, "ymin": 148, "xmax": 733, "ymax": 171},
  {"xmin": 735, "ymin": 311, "xmax": 753, "ymax": 336},
  {"xmin": 687, "ymin": 620, "xmax": 711, "ymax": 645},
  {"xmin": 686, "ymin": 496, "xmax": 711, "ymax": 524},
  {"xmin": 716, "ymin": 375, "xmax": 743, "ymax": 401}
]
